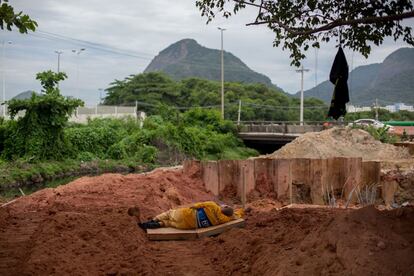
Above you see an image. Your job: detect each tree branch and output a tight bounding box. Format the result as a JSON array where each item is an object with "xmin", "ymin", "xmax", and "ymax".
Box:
[
  {"xmin": 247, "ymin": 10, "xmax": 414, "ymax": 36},
  {"xmin": 233, "ymin": 0, "xmax": 270, "ymax": 11}
]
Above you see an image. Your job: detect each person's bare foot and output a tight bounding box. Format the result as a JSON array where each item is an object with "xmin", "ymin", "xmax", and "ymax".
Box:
[{"xmin": 127, "ymin": 206, "xmax": 141, "ymax": 223}]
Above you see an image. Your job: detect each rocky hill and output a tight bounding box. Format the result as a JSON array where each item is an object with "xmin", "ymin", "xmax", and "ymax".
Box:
[
  {"xmin": 297, "ymin": 47, "xmax": 414, "ymax": 105},
  {"xmin": 12, "ymin": 90, "xmax": 37, "ymax": 100},
  {"xmin": 144, "ymin": 39, "xmax": 277, "ymax": 88}
]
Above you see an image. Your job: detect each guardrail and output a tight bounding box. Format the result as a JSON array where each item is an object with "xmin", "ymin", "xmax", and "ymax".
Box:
[{"xmin": 236, "ymin": 121, "xmax": 349, "ymax": 126}]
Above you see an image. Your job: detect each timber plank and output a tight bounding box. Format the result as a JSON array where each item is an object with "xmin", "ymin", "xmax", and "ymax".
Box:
[
  {"xmin": 147, "ymin": 219, "xmax": 245, "ymax": 241},
  {"xmin": 196, "ymin": 218, "xmax": 245, "ymax": 238},
  {"xmin": 147, "ymin": 228, "xmax": 198, "ymax": 241}
]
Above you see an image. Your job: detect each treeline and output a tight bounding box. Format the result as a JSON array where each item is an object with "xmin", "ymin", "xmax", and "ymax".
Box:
[{"xmin": 104, "ymin": 72, "xmax": 328, "ymax": 122}]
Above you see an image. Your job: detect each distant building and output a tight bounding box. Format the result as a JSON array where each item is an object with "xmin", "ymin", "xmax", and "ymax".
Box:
[
  {"xmin": 348, "ymin": 103, "xmax": 414, "ymax": 113},
  {"xmin": 385, "ymin": 103, "xmax": 414, "ymax": 112},
  {"xmin": 347, "ymin": 105, "xmax": 372, "ymax": 113}
]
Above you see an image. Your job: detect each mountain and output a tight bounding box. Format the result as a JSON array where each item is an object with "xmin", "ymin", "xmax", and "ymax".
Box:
[
  {"xmin": 12, "ymin": 90, "xmax": 38, "ymax": 100},
  {"xmin": 144, "ymin": 39, "xmax": 278, "ymax": 88},
  {"xmin": 297, "ymin": 47, "xmax": 414, "ymax": 105}
]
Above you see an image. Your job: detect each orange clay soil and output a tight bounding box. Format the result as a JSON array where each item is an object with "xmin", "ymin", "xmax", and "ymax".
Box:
[{"xmin": 1, "ymin": 167, "xmax": 413, "ymax": 276}]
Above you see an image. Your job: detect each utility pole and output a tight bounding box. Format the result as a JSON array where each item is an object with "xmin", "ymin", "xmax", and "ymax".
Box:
[
  {"xmin": 218, "ymin": 27, "xmax": 226, "ymax": 119},
  {"xmin": 98, "ymin": 88, "xmax": 103, "ymax": 105},
  {"xmin": 296, "ymin": 65, "xmax": 310, "ymax": 126},
  {"xmin": 237, "ymin": 99, "xmax": 241, "ymax": 125},
  {"xmin": 375, "ymin": 98, "xmax": 379, "ymax": 120},
  {"xmin": 55, "ymin": 50, "xmax": 63, "ymax": 73},
  {"xmin": 72, "ymin": 48, "xmax": 86, "ymax": 99},
  {"xmin": 2, "ymin": 41, "xmax": 12, "ymax": 118}
]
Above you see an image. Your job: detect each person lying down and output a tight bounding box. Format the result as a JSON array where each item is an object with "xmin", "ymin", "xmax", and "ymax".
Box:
[{"xmin": 128, "ymin": 201, "xmax": 244, "ymax": 230}]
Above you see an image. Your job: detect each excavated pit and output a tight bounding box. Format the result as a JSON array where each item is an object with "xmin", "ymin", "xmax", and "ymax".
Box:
[{"xmin": 1, "ymin": 165, "xmax": 413, "ymax": 275}]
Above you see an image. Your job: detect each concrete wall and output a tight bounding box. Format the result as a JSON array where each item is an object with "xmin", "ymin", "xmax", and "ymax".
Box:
[{"xmin": 189, "ymin": 157, "xmax": 382, "ymax": 205}]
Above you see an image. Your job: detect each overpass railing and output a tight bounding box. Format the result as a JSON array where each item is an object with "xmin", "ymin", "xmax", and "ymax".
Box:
[
  {"xmin": 236, "ymin": 121, "xmax": 347, "ymax": 134},
  {"xmin": 236, "ymin": 120, "xmax": 348, "ymax": 126}
]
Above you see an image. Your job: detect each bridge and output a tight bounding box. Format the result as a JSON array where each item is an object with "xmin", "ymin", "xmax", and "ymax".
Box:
[{"xmin": 237, "ymin": 121, "xmax": 328, "ymax": 153}]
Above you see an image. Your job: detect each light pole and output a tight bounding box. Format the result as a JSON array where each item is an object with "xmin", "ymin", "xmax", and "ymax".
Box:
[
  {"xmin": 54, "ymin": 50, "xmax": 63, "ymax": 73},
  {"xmin": 296, "ymin": 65, "xmax": 310, "ymax": 126},
  {"xmin": 218, "ymin": 27, "xmax": 226, "ymax": 119},
  {"xmin": 2, "ymin": 41, "xmax": 12, "ymax": 118},
  {"xmin": 98, "ymin": 88, "xmax": 103, "ymax": 105},
  {"xmin": 72, "ymin": 48, "xmax": 85, "ymax": 99}
]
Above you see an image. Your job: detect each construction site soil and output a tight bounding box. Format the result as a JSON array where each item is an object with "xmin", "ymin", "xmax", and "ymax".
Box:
[
  {"xmin": 1, "ymin": 167, "xmax": 413, "ymax": 275},
  {"xmin": 267, "ymin": 128, "xmax": 411, "ymax": 161}
]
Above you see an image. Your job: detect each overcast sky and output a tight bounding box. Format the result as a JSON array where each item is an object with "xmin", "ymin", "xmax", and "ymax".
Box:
[{"xmin": 1, "ymin": 0, "xmax": 413, "ymax": 105}]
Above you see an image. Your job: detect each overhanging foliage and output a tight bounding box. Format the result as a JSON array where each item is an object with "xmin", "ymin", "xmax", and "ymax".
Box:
[{"xmin": 196, "ymin": 0, "xmax": 414, "ymax": 66}]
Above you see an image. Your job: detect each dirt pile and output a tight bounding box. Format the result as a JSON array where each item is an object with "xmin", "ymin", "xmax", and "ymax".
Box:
[
  {"xmin": 205, "ymin": 205, "xmax": 414, "ymax": 275},
  {"xmin": 0, "ymin": 166, "xmax": 214, "ymax": 275},
  {"xmin": 1, "ymin": 167, "xmax": 413, "ymax": 275},
  {"xmin": 267, "ymin": 127, "xmax": 411, "ymax": 160}
]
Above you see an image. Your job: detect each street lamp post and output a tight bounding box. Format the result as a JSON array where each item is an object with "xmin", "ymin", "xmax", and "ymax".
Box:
[
  {"xmin": 72, "ymin": 48, "xmax": 85, "ymax": 99},
  {"xmin": 218, "ymin": 27, "xmax": 226, "ymax": 119},
  {"xmin": 2, "ymin": 41, "xmax": 12, "ymax": 118},
  {"xmin": 54, "ymin": 50, "xmax": 63, "ymax": 73},
  {"xmin": 296, "ymin": 65, "xmax": 310, "ymax": 126},
  {"xmin": 98, "ymin": 88, "xmax": 103, "ymax": 105}
]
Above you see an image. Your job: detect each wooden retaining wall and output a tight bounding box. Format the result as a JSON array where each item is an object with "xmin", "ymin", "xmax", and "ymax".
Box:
[{"xmin": 184, "ymin": 158, "xmax": 381, "ymax": 205}]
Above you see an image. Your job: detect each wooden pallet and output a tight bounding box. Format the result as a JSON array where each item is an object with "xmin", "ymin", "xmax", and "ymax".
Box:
[{"xmin": 147, "ymin": 218, "xmax": 245, "ymax": 241}]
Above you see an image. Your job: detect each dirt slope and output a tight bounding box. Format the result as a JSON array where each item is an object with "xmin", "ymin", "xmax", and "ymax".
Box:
[
  {"xmin": 1, "ymin": 167, "xmax": 413, "ymax": 275},
  {"xmin": 267, "ymin": 127, "xmax": 411, "ymax": 161}
]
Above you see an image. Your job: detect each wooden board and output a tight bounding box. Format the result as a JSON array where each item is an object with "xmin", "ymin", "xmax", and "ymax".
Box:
[
  {"xmin": 147, "ymin": 219, "xmax": 245, "ymax": 241},
  {"xmin": 197, "ymin": 218, "xmax": 245, "ymax": 238},
  {"xmin": 146, "ymin": 228, "xmax": 198, "ymax": 241}
]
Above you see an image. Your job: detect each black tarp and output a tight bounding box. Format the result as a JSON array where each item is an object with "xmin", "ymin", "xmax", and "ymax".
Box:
[{"xmin": 328, "ymin": 47, "xmax": 349, "ymax": 120}]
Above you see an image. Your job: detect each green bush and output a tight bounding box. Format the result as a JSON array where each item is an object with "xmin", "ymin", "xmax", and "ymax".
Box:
[
  {"xmin": 3, "ymin": 71, "xmax": 83, "ymax": 161},
  {"xmin": 365, "ymin": 125, "xmax": 398, "ymax": 144},
  {"xmin": 134, "ymin": 145, "xmax": 158, "ymax": 163},
  {"xmin": 107, "ymin": 143, "xmax": 128, "ymax": 160},
  {"xmin": 77, "ymin": 152, "xmax": 97, "ymax": 162},
  {"xmin": 65, "ymin": 126, "xmax": 121, "ymax": 158}
]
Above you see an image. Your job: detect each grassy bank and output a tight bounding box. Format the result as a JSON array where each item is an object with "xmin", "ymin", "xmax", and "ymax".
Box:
[{"xmin": 0, "ymin": 158, "xmax": 155, "ymax": 198}]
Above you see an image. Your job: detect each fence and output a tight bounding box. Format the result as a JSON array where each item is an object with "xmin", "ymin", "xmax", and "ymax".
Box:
[
  {"xmin": 0, "ymin": 105, "xmax": 146, "ymax": 124},
  {"xmin": 70, "ymin": 105, "xmax": 145, "ymax": 123}
]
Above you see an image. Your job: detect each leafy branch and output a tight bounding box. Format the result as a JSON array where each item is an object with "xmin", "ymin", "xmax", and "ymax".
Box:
[
  {"xmin": 0, "ymin": 0, "xmax": 37, "ymax": 33},
  {"xmin": 196, "ymin": 0, "xmax": 414, "ymax": 66}
]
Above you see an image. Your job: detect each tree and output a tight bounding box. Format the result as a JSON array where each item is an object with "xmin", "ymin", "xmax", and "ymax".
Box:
[
  {"xmin": 0, "ymin": 0, "xmax": 37, "ymax": 33},
  {"xmin": 195, "ymin": 0, "xmax": 414, "ymax": 66},
  {"xmin": 4, "ymin": 71, "xmax": 83, "ymax": 160}
]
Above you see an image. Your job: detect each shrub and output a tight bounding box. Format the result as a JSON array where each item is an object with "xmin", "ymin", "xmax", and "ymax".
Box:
[
  {"xmin": 134, "ymin": 145, "xmax": 158, "ymax": 163},
  {"xmin": 3, "ymin": 71, "xmax": 83, "ymax": 160},
  {"xmin": 365, "ymin": 125, "xmax": 398, "ymax": 144}
]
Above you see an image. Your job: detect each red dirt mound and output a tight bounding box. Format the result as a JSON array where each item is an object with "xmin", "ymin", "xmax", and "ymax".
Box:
[
  {"xmin": 1, "ymin": 167, "xmax": 413, "ymax": 275},
  {"xmin": 204, "ymin": 205, "xmax": 414, "ymax": 275},
  {"xmin": 0, "ymin": 167, "xmax": 215, "ymax": 275}
]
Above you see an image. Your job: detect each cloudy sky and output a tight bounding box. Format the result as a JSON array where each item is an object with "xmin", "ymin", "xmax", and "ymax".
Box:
[{"xmin": 1, "ymin": 0, "xmax": 413, "ymax": 105}]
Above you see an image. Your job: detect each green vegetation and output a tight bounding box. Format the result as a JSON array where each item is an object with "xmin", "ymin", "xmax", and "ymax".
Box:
[
  {"xmin": 196, "ymin": 0, "xmax": 414, "ymax": 66},
  {"xmin": 0, "ymin": 71, "xmax": 260, "ymax": 196},
  {"xmin": 104, "ymin": 72, "xmax": 328, "ymax": 122},
  {"xmin": 0, "ymin": 111, "xmax": 257, "ymax": 195},
  {"xmin": 349, "ymin": 124, "xmax": 398, "ymax": 144},
  {"xmin": 4, "ymin": 71, "xmax": 83, "ymax": 160},
  {"xmin": 0, "ymin": 0, "xmax": 37, "ymax": 33},
  {"xmin": 0, "ymin": 159, "xmax": 152, "ymax": 198}
]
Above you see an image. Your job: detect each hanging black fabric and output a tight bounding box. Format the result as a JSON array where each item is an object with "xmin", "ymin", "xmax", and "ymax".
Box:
[{"xmin": 328, "ymin": 47, "xmax": 349, "ymax": 120}]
